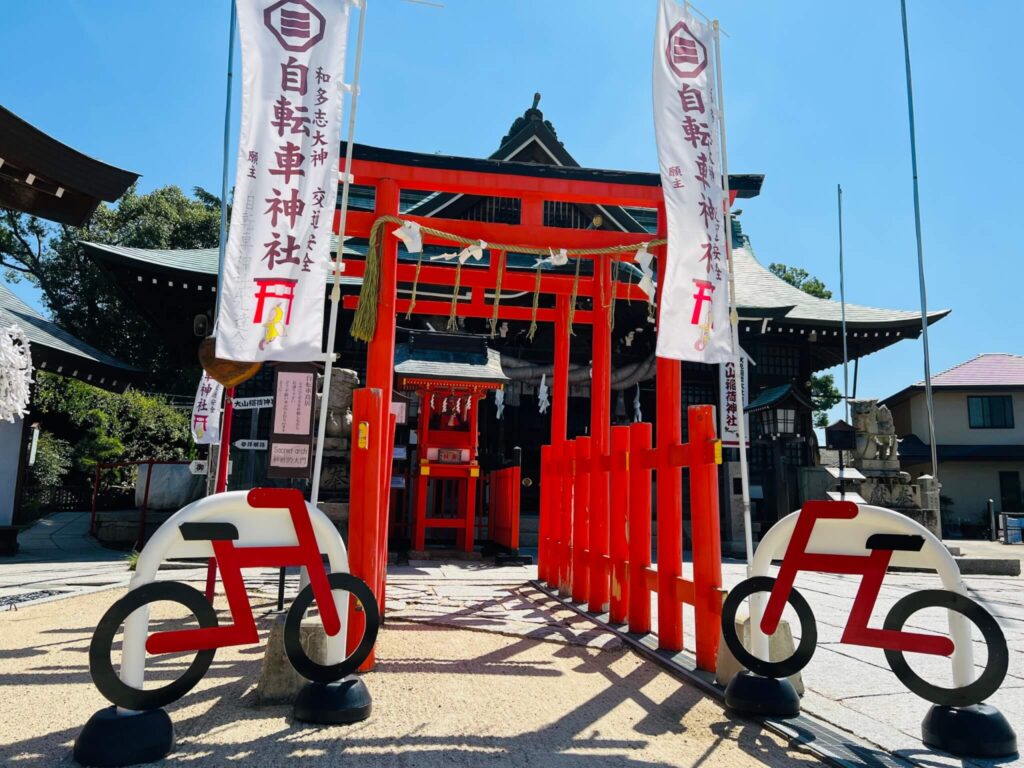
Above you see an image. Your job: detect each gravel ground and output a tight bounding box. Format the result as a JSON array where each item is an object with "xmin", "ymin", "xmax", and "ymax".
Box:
[{"xmin": 0, "ymin": 587, "xmax": 823, "ymax": 768}]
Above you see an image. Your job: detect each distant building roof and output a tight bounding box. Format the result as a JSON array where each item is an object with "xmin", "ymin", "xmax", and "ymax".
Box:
[
  {"xmin": 0, "ymin": 105, "xmax": 138, "ymax": 225},
  {"xmin": 745, "ymin": 382, "xmax": 814, "ymax": 413},
  {"xmin": 80, "ymin": 234, "xmax": 360, "ymax": 280},
  {"xmin": 882, "ymin": 353, "xmax": 1024, "ymax": 406},
  {"xmin": 0, "ymin": 282, "xmax": 140, "ymax": 392},
  {"xmin": 732, "ymin": 238, "xmax": 948, "ymax": 328}
]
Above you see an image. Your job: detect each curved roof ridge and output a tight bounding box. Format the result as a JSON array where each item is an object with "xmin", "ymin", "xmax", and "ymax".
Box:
[{"xmin": 732, "ymin": 241, "xmax": 949, "ymax": 326}]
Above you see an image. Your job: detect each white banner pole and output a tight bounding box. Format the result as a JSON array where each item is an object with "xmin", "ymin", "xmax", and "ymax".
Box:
[
  {"xmin": 713, "ymin": 19, "xmax": 754, "ymax": 568},
  {"xmin": 311, "ymin": 0, "xmax": 367, "ymax": 507}
]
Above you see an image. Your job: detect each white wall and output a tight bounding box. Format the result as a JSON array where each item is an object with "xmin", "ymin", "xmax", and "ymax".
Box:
[
  {"xmin": 0, "ymin": 417, "xmax": 23, "ymax": 526},
  {"xmin": 906, "ymin": 390, "xmax": 1024, "ymax": 445}
]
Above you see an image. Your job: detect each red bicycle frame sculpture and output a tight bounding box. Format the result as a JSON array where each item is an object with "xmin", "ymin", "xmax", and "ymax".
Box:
[
  {"xmin": 722, "ymin": 500, "xmax": 1008, "ymax": 709},
  {"xmin": 762, "ymin": 501, "xmax": 952, "ymax": 658},
  {"xmin": 147, "ymin": 488, "xmax": 341, "ymax": 655}
]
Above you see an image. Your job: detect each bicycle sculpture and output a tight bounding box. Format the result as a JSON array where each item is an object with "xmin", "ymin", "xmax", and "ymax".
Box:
[
  {"xmin": 75, "ymin": 488, "xmax": 379, "ymax": 767},
  {"xmin": 721, "ymin": 500, "xmax": 1016, "ymax": 758}
]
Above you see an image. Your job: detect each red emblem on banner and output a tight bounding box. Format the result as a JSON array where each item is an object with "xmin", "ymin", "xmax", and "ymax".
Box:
[
  {"xmin": 665, "ymin": 21, "xmax": 708, "ymax": 79},
  {"xmin": 264, "ymin": 0, "xmax": 326, "ymax": 52}
]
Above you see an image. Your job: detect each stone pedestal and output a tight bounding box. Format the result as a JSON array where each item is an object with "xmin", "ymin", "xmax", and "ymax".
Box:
[
  {"xmin": 715, "ymin": 616, "xmax": 804, "ymax": 695},
  {"xmin": 256, "ymin": 614, "xmax": 328, "ymax": 705}
]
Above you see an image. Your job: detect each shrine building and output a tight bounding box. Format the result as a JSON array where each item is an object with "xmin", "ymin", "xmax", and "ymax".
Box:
[{"xmin": 80, "ymin": 98, "xmax": 947, "ymax": 554}]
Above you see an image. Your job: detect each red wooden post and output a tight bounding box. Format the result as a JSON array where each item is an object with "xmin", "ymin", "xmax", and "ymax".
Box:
[
  {"xmin": 348, "ymin": 387, "xmax": 383, "ymax": 669},
  {"xmin": 463, "ymin": 471, "xmax": 477, "ymax": 553},
  {"xmin": 609, "ymin": 425, "xmax": 630, "ymax": 624},
  {"xmin": 551, "ymin": 296, "xmax": 570, "ymax": 447},
  {"xmin": 509, "ymin": 461, "xmax": 521, "ymax": 550},
  {"xmin": 571, "ymin": 435, "xmax": 591, "ymax": 604},
  {"xmin": 360, "ymin": 177, "xmax": 399, "ymax": 624},
  {"xmin": 588, "ymin": 254, "xmax": 612, "ymax": 614},
  {"xmin": 206, "ymin": 386, "xmax": 234, "ymax": 600},
  {"xmin": 136, "ymin": 458, "xmax": 154, "ymax": 552},
  {"xmin": 688, "ymin": 405, "xmax": 723, "ymax": 671},
  {"xmin": 539, "ymin": 444, "xmax": 552, "ymax": 583},
  {"xmin": 628, "ymin": 422, "xmax": 653, "ymax": 634},
  {"xmin": 90, "ymin": 464, "xmax": 101, "ymax": 536},
  {"xmin": 413, "ymin": 466, "xmax": 428, "ymax": 551},
  {"xmin": 379, "ymin": 411, "xmax": 397, "ymax": 620},
  {"xmin": 559, "ymin": 439, "xmax": 575, "ymax": 595},
  {"xmin": 653, "ymin": 204, "xmax": 683, "ymax": 652}
]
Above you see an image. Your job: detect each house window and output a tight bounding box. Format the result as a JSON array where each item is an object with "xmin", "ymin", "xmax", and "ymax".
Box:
[{"xmin": 967, "ymin": 396, "xmax": 1014, "ymax": 429}]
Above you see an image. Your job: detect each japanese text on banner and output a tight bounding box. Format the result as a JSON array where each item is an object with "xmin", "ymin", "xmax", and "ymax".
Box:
[
  {"xmin": 652, "ymin": 0, "xmax": 730, "ymax": 363},
  {"xmin": 215, "ymin": 0, "xmax": 352, "ymax": 362},
  {"xmin": 191, "ymin": 372, "xmax": 224, "ymax": 445}
]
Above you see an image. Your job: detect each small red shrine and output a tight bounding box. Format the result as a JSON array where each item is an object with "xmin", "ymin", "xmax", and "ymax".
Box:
[{"xmin": 394, "ymin": 332, "xmax": 508, "ymax": 552}]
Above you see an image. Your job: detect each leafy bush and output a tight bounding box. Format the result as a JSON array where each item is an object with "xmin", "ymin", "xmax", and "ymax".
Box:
[
  {"xmin": 29, "ymin": 432, "xmax": 72, "ymax": 488},
  {"xmin": 31, "ymin": 371, "xmax": 195, "ymax": 484}
]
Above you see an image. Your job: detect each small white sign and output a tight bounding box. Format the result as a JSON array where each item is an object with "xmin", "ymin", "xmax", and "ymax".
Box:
[
  {"xmin": 188, "ymin": 460, "xmax": 209, "ymax": 476},
  {"xmin": 234, "ymin": 439, "xmax": 268, "ymax": 451},
  {"xmin": 234, "ymin": 396, "xmax": 274, "ymax": 410}
]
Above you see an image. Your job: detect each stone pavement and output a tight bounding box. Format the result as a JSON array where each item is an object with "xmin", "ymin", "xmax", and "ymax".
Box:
[
  {"xmin": 0, "ymin": 511, "xmax": 207, "ymax": 609},
  {"xmin": 2, "ymin": 514, "xmax": 1020, "ymax": 767},
  {"xmin": 712, "ymin": 561, "xmax": 1023, "ymax": 768}
]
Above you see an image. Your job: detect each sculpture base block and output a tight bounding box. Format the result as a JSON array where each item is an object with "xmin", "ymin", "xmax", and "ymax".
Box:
[
  {"xmin": 922, "ymin": 704, "xmax": 1017, "ymax": 758},
  {"xmin": 293, "ymin": 676, "xmax": 372, "ymax": 725},
  {"xmin": 74, "ymin": 706, "xmax": 173, "ymax": 767},
  {"xmin": 724, "ymin": 671, "xmax": 800, "ymax": 718}
]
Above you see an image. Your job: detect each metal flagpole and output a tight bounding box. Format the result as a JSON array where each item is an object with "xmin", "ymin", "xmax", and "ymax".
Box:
[
  {"xmin": 310, "ymin": 0, "xmax": 368, "ymax": 507},
  {"xmin": 713, "ymin": 20, "xmax": 754, "ymax": 568},
  {"xmin": 838, "ymin": 184, "xmax": 850, "ymax": 423},
  {"xmin": 207, "ymin": 0, "xmax": 237, "ymax": 601},
  {"xmin": 900, "ymin": 0, "xmax": 941, "ymax": 534}
]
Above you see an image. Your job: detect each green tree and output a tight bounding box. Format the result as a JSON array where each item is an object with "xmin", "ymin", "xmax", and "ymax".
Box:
[
  {"xmin": 769, "ymin": 263, "xmax": 833, "ymax": 300},
  {"xmin": 1, "ymin": 185, "xmax": 222, "ymax": 390},
  {"xmin": 31, "ymin": 371, "xmax": 196, "ymax": 483},
  {"xmin": 769, "ymin": 263, "xmax": 843, "ymax": 427}
]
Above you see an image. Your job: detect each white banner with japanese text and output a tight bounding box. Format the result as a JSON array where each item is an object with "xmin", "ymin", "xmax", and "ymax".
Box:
[
  {"xmin": 719, "ymin": 354, "xmax": 749, "ymax": 448},
  {"xmin": 216, "ymin": 0, "xmax": 352, "ymax": 361},
  {"xmin": 652, "ymin": 0, "xmax": 730, "ymax": 363},
  {"xmin": 191, "ymin": 372, "xmax": 224, "ymax": 445}
]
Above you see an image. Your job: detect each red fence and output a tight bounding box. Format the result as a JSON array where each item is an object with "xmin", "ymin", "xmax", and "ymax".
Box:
[
  {"xmin": 538, "ymin": 405, "xmax": 724, "ymax": 671},
  {"xmin": 488, "ymin": 463, "xmax": 522, "ymax": 552}
]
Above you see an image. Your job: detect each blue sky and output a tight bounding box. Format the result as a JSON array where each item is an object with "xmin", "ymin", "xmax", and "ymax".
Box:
[{"xmin": 3, "ymin": 0, "xmax": 1022, "ymax": 416}]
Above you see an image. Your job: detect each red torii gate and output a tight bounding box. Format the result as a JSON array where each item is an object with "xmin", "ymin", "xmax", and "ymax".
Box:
[{"xmin": 333, "ymin": 145, "xmax": 726, "ymax": 670}]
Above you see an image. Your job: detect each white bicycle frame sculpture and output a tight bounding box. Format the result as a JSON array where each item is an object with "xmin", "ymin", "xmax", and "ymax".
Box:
[{"xmin": 115, "ymin": 491, "xmax": 353, "ymax": 714}]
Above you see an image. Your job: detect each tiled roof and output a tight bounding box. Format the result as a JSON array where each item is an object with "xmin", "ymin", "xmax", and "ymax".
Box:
[
  {"xmin": 0, "ymin": 282, "xmax": 139, "ymax": 378},
  {"xmin": 394, "ymin": 345, "xmax": 507, "ymax": 383},
  {"xmin": 80, "ymin": 235, "xmax": 361, "ymax": 279},
  {"xmin": 922, "ymin": 353, "xmax": 1024, "ymax": 387},
  {"xmin": 732, "ymin": 240, "xmax": 948, "ymax": 327}
]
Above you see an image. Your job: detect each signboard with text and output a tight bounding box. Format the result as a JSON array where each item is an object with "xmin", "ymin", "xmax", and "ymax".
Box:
[{"xmin": 268, "ymin": 362, "xmax": 317, "ymax": 479}]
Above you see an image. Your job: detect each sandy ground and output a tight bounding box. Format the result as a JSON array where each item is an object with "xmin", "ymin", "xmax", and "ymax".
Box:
[{"xmin": 0, "ymin": 587, "xmax": 824, "ymax": 768}]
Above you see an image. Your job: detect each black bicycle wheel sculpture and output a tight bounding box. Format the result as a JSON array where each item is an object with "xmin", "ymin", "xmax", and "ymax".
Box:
[
  {"xmin": 284, "ymin": 572, "xmax": 380, "ymax": 683},
  {"xmin": 883, "ymin": 589, "xmax": 1008, "ymax": 707},
  {"xmin": 721, "ymin": 576, "xmax": 818, "ymax": 679},
  {"xmin": 89, "ymin": 581, "xmax": 219, "ymax": 710}
]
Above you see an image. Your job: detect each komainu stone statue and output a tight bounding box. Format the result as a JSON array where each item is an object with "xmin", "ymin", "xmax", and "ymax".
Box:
[{"xmin": 851, "ymin": 399, "xmax": 899, "ymax": 469}]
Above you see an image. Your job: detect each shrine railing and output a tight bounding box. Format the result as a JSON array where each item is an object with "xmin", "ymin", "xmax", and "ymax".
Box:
[
  {"xmin": 538, "ymin": 404, "xmax": 724, "ymax": 671},
  {"xmin": 487, "ymin": 451, "xmax": 522, "ymax": 553}
]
